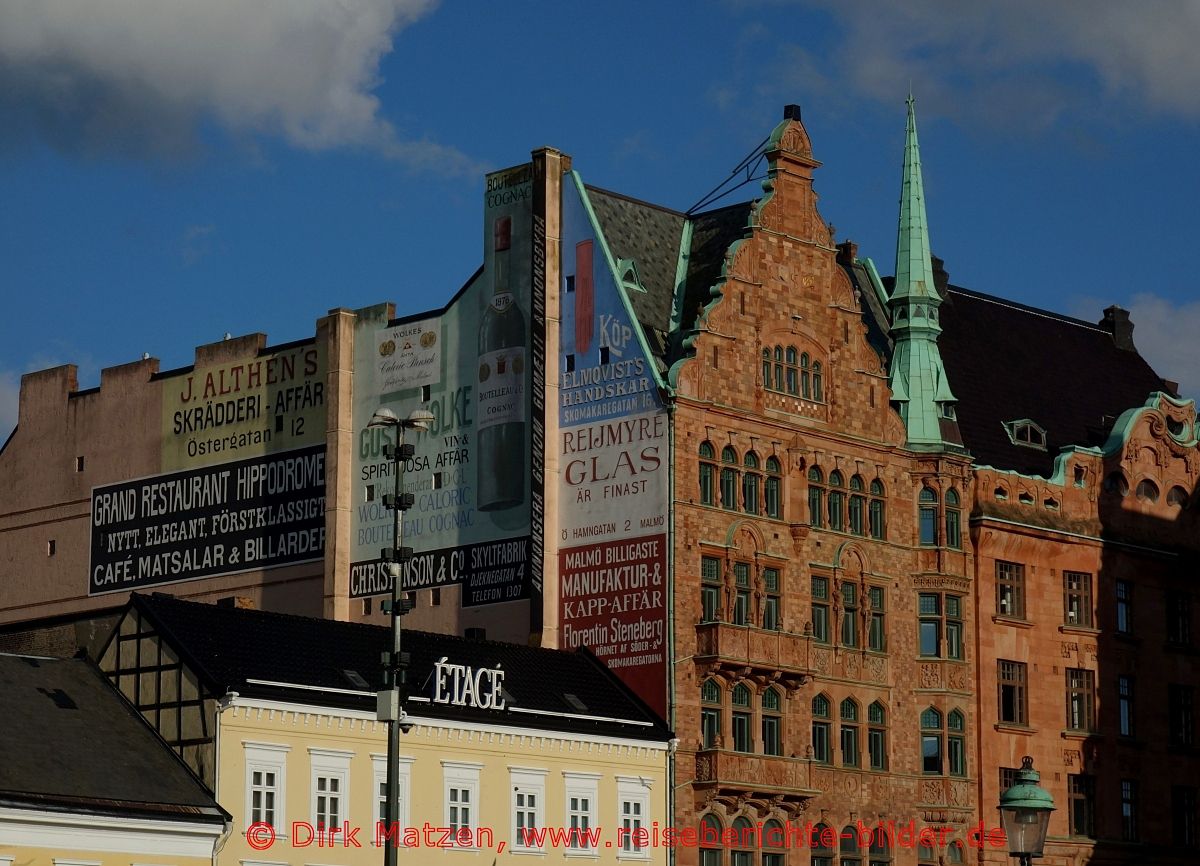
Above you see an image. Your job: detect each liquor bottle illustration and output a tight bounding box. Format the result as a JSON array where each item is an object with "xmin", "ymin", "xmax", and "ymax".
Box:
[
  {"xmin": 477, "ymin": 214, "xmax": 527, "ymax": 511},
  {"xmin": 575, "ymin": 240, "xmax": 594, "ymax": 353}
]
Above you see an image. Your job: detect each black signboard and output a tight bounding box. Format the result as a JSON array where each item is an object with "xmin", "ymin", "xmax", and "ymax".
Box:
[
  {"xmin": 90, "ymin": 445, "xmax": 326, "ymax": 595},
  {"xmin": 348, "ymin": 534, "xmax": 529, "ymax": 606}
]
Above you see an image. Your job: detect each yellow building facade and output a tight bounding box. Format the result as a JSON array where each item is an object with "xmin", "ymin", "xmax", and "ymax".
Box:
[
  {"xmin": 96, "ymin": 593, "xmax": 674, "ymax": 866},
  {"xmin": 217, "ymin": 697, "xmax": 669, "ymax": 864}
]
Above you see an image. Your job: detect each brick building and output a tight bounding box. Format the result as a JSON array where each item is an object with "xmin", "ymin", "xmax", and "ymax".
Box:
[{"xmin": 1, "ymin": 97, "xmax": 1196, "ymax": 865}]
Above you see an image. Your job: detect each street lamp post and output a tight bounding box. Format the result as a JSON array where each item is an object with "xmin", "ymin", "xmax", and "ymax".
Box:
[
  {"xmin": 369, "ymin": 406, "xmax": 433, "ymax": 866},
  {"xmin": 999, "ymin": 756, "xmax": 1056, "ymax": 866}
]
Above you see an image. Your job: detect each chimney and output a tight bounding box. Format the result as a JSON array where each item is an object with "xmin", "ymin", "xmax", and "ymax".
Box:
[
  {"xmin": 1162, "ymin": 378, "xmax": 1180, "ymax": 397},
  {"xmin": 1099, "ymin": 305, "xmax": 1137, "ymax": 351},
  {"xmin": 216, "ymin": 596, "xmax": 255, "ymax": 610},
  {"xmin": 783, "ymin": 104, "xmax": 802, "ymax": 121},
  {"xmin": 836, "ymin": 240, "xmax": 859, "ymax": 267}
]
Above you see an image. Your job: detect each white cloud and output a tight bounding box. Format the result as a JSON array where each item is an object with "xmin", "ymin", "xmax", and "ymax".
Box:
[
  {"xmin": 181, "ymin": 223, "xmax": 216, "ymax": 267},
  {"xmin": 784, "ymin": 0, "xmax": 1200, "ymax": 129},
  {"xmin": 1123, "ymin": 293, "xmax": 1200, "ymax": 403},
  {"xmin": 0, "ymin": 369, "xmax": 18, "ymax": 443},
  {"xmin": 0, "ymin": 0, "xmax": 476, "ymax": 171}
]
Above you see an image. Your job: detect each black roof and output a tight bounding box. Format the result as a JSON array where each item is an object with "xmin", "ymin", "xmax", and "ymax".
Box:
[
  {"xmin": 936, "ymin": 284, "xmax": 1166, "ymax": 477},
  {"xmin": 129, "ymin": 593, "xmax": 671, "ymax": 742},
  {"xmin": 0, "ymin": 652, "xmax": 226, "ymax": 822}
]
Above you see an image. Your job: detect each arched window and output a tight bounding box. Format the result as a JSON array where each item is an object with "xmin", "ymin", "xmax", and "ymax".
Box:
[
  {"xmin": 763, "ymin": 818, "xmax": 786, "ymax": 866},
  {"xmin": 700, "ymin": 679, "xmax": 721, "ymax": 749},
  {"xmin": 945, "ymin": 488, "xmax": 961, "ymax": 549},
  {"xmin": 1104, "ymin": 472, "xmax": 1129, "ymax": 497},
  {"xmin": 785, "ymin": 346, "xmax": 799, "ymax": 395},
  {"xmin": 765, "ymin": 456, "xmax": 783, "ymax": 519},
  {"xmin": 840, "ymin": 582, "xmax": 859, "ymax": 648},
  {"xmin": 1136, "ymin": 479, "xmax": 1159, "ymax": 503},
  {"xmin": 742, "ymin": 452, "xmax": 761, "ymax": 515},
  {"xmin": 731, "ymin": 684, "xmax": 752, "ymax": 752},
  {"xmin": 869, "ymin": 479, "xmax": 886, "ymax": 540},
  {"xmin": 812, "ymin": 822, "xmax": 834, "ymax": 866},
  {"xmin": 700, "ymin": 814, "xmax": 723, "ymax": 866},
  {"xmin": 762, "ymin": 688, "xmax": 782, "ymax": 756},
  {"xmin": 812, "ymin": 694, "xmax": 832, "ymax": 764},
  {"xmin": 812, "ymin": 360, "xmax": 824, "ymax": 401},
  {"xmin": 699, "ymin": 442, "xmax": 716, "ymax": 506},
  {"xmin": 840, "ymin": 699, "xmax": 860, "ymax": 767},
  {"xmin": 868, "ymin": 701, "xmax": 888, "ymax": 770},
  {"xmin": 869, "ymin": 829, "xmax": 892, "ymax": 866},
  {"xmin": 849, "ymin": 474, "xmax": 866, "ymax": 535},
  {"xmin": 841, "ymin": 824, "xmax": 862, "ymax": 866},
  {"xmin": 919, "ymin": 486, "xmax": 938, "ymax": 546},
  {"xmin": 800, "ymin": 352, "xmax": 812, "ymax": 398},
  {"xmin": 1168, "ymin": 486, "xmax": 1189, "ymax": 507},
  {"xmin": 917, "ymin": 841, "xmax": 937, "ymax": 866},
  {"xmin": 808, "ymin": 466, "xmax": 825, "ymax": 528},
  {"xmin": 948, "ymin": 709, "xmax": 966, "ymax": 777},
  {"xmin": 731, "ymin": 817, "xmax": 754, "ymax": 866},
  {"xmin": 720, "ymin": 446, "xmax": 739, "ymax": 511},
  {"xmin": 947, "ymin": 841, "xmax": 965, "ymax": 863},
  {"xmin": 921, "ymin": 707, "xmax": 943, "ymax": 774},
  {"xmin": 828, "ymin": 470, "xmax": 846, "ymax": 532}
]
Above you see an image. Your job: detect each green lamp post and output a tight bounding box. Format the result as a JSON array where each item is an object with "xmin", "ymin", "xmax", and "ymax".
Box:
[{"xmin": 998, "ymin": 756, "xmax": 1056, "ymax": 866}]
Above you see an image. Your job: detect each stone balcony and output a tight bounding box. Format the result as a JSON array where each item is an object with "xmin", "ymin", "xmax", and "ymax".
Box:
[
  {"xmin": 693, "ymin": 750, "xmax": 819, "ymax": 816},
  {"xmin": 694, "ymin": 621, "xmax": 813, "ymax": 691}
]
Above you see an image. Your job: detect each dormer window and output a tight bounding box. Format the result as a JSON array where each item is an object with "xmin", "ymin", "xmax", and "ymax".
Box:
[{"xmin": 1004, "ymin": 419, "xmax": 1046, "ymax": 450}]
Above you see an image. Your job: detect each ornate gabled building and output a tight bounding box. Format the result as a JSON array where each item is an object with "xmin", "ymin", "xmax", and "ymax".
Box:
[{"xmin": 578, "ymin": 102, "xmax": 977, "ymax": 865}]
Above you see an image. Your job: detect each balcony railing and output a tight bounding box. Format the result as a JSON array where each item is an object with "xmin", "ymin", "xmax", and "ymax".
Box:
[{"xmin": 695, "ymin": 621, "xmax": 812, "ymax": 687}]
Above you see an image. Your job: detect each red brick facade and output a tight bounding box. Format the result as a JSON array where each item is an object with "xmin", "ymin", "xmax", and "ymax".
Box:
[{"xmin": 669, "ymin": 115, "xmax": 977, "ymax": 866}]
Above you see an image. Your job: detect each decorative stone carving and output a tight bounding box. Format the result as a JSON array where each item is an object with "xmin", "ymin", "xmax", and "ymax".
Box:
[
  {"xmin": 921, "ymin": 780, "xmax": 943, "ymax": 804},
  {"xmin": 695, "ymin": 754, "xmax": 713, "ymax": 781},
  {"xmin": 949, "ymin": 781, "xmax": 969, "ymax": 807},
  {"xmin": 921, "ymin": 664, "xmax": 941, "ymax": 688},
  {"xmin": 1063, "ymin": 749, "xmax": 1081, "ymax": 767},
  {"xmin": 947, "ymin": 664, "xmax": 967, "ymax": 691},
  {"xmin": 866, "ymin": 655, "xmax": 886, "ymax": 684},
  {"xmin": 844, "ymin": 652, "xmax": 860, "ymax": 680},
  {"xmin": 812, "ymin": 647, "xmax": 831, "ymax": 674}
]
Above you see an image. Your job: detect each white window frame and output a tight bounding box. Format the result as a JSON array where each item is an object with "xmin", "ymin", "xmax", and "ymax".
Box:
[
  {"xmin": 309, "ymin": 747, "xmax": 353, "ymax": 834},
  {"xmin": 563, "ymin": 771, "xmax": 601, "ymax": 854},
  {"xmin": 616, "ymin": 776, "xmax": 652, "ymax": 859},
  {"xmin": 243, "ymin": 741, "xmax": 290, "ymax": 835},
  {"xmin": 443, "ymin": 761, "xmax": 483, "ymax": 850},
  {"xmin": 510, "ymin": 765, "xmax": 548, "ymax": 853},
  {"xmin": 371, "ymin": 752, "xmax": 414, "ymax": 847}
]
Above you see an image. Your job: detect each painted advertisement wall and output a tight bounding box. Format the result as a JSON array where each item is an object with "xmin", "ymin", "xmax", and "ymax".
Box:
[
  {"xmin": 557, "ymin": 175, "xmax": 668, "ymax": 716},
  {"xmin": 89, "ymin": 343, "xmax": 328, "ymax": 595},
  {"xmin": 349, "ymin": 163, "xmax": 540, "ymax": 606}
]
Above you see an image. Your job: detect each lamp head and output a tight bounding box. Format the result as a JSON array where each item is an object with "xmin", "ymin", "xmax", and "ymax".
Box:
[
  {"xmin": 368, "ymin": 407, "xmax": 400, "ymax": 429},
  {"xmin": 998, "ymin": 756, "xmax": 1055, "ymax": 857}
]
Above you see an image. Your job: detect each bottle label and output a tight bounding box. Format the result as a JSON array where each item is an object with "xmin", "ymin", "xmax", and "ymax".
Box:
[{"xmin": 477, "ymin": 346, "xmax": 526, "ymax": 429}]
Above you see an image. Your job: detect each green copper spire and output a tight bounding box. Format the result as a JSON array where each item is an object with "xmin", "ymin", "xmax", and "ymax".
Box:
[{"xmin": 887, "ymin": 95, "xmax": 959, "ymax": 449}]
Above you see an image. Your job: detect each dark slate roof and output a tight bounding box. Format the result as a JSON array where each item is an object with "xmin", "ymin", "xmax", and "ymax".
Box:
[
  {"xmin": 583, "ymin": 183, "xmax": 754, "ymax": 371},
  {"xmin": 935, "ymin": 285, "xmax": 1166, "ymax": 477},
  {"xmin": 586, "ymin": 186, "xmax": 685, "ymax": 368},
  {"xmin": 130, "ymin": 593, "xmax": 671, "ymax": 742},
  {"xmin": 681, "ymin": 201, "xmax": 754, "ymax": 337},
  {"xmin": 0, "ymin": 652, "xmax": 226, "ymax": 822}
]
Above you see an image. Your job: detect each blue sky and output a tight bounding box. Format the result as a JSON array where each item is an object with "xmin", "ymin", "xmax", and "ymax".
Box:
[{"xmin": 2, "ymin": 0, "xmax": 1199, "ymax": 438}]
